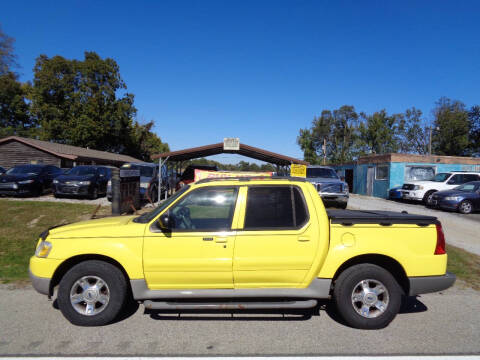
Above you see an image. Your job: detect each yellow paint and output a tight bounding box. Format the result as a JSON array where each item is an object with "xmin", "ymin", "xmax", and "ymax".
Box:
[{"xmin": 29, "ymin": 178, "xmax": 448, "ymax": 292}]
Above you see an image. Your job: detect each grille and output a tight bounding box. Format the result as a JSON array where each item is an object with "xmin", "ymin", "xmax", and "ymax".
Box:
[
  {"xmin": 0, "ymin": 183, "xmax": 15, "ymax": 189},
  {"xmin": 402, "ymin": 184, "xmax": 415, "ymax": 190},
  {"xmin": 317, "ymin": 183, "xmax": 342, "ymax": 193}
]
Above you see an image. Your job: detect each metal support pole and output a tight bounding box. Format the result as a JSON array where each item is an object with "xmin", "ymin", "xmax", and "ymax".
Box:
[
  {"xmin": 111, "ymin": 167, "xmax": 121, "ymax": 215},
  {"xmin": 158, "ymin": 156, "xmax": 170, "ymax": 205}
]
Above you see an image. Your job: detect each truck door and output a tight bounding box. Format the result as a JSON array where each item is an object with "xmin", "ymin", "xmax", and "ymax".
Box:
[
  {"xmin": 233, "ymin": 185, "xmax": 319, "ymax": 288},
  {"xmin": 143, "ymin": 186, "xmax": 239, "ymax": 289}
]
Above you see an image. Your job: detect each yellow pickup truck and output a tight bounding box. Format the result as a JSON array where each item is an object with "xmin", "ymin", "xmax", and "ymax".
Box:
[{"xmin": 30, "ymin": 177, "xmax": 455, "ymax": 329}]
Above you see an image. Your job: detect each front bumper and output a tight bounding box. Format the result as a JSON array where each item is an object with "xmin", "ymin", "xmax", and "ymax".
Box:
[
  {"xmin": 319, "ymin": 193, "xmax": 348, "ymax": 202},
  {"xmin": 29, "ymin": 256, "xmax": 62, "ymax": 296},
  {"xmin": 430, "ymin": 198, "xmax": 460, "ymax": 211},
  {"xmin": 54, "ymin": 184, "xmax": 91, "ymax": 196},
  {"xmin": 408, "ymin": 272, "xmax": 456, "ymax": 296},
  {"xmin": 29, "ymin": 269, "xmax": 51, "ymax": 296},
  {"xmin": 0, "ymin": 183, "xmax": 37, "ymax": 196}
]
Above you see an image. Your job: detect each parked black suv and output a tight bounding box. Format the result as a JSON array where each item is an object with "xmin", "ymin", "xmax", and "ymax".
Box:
[
  {"xmin": 0, "ymin": 164, "xmax": 63, "ymax": 197},
  {"xmin": 53, "ymin": 165, "xmax": 112, "ymax": 199}
]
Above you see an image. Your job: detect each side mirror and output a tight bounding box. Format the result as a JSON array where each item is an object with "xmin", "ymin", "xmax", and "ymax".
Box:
[
  {"xmin": 447, "ymin": 180, "xmax": 455, "ymax": 185},
  {"xmin": 158, "ymin": 212, "xmax": 174, "ymax": 231}
]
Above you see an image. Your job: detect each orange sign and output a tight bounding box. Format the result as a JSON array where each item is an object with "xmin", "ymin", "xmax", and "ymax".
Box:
[{"xmin": 194, "ymin": 169, "xmax": 273, "ymax": 182}]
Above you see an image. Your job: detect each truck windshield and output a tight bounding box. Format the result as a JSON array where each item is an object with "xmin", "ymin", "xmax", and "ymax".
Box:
[
  {"xmin": 306, "ymin": 168, "xmax": 338, "ymax": 179},
  {"xmin": 432, "ymin": 173, "xmax": 451, "ymax": 182},
  {"xmin": 133, "ymin": 185, "xmax": 190, "ymax": 223},
  {"xmin": 66, "ymin": 166, "xmax": 97, "ymax": 176}
]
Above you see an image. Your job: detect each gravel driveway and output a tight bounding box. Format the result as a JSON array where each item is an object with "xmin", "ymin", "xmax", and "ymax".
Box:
[{"xmin": 348, "ymin": 194, "xmax": 480, "ymax": 255}]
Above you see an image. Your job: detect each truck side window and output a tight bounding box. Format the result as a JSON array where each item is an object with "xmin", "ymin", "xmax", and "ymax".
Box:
[
  {"xmin": 244, "ymin": 186, "xmax": 308, "ymax": 230},
  {"xmin": 169, "ymin": 187, "xmax": 238, "ymax": 231}
]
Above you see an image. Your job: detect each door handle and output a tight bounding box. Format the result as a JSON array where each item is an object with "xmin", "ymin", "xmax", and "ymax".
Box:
[
  {"xmin": 202, "ymin": 237, "xmax": 213, "ymax": 241},
  {"xmin": 215, "ymin": 237, "xmax": 228, "ymax": 243},
  {"xmin": 298, "ymin": 237, "xmax": 310, "ymax": 242}
]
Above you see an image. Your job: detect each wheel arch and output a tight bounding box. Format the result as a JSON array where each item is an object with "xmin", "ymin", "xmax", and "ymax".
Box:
[
  {"xmin": 49, "ymin": 254, "xmax": 131, "ymax": 297},
  {"xmin": 331, "ymin": 254, "xmax": 409, "ymax": 296}
]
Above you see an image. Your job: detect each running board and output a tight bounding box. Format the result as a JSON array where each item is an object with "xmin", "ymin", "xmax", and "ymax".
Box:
[{"xmin": 144, "ymin": 299, "xmax": 318, "ymax": 310}]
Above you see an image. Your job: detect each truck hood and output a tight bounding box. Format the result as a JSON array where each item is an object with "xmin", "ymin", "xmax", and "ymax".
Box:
[
  {"xmin": 306, "ymin": 177, "xmax": 343, "ymax": 184},
  {"xmin": 405, "ymin": 180, "xmax": 440, "ymax": 186},
  {"xmin": 48, "ymin": 215, "xmax": 140, "ymax": 238}
]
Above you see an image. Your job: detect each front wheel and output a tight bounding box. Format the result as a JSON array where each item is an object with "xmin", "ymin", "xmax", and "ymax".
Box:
[
  {"xmin": 57, "ymin": 260, "xmax": 128, "ymax": 326},
  {"xmin": 333, "ymin": 263, "xmax": 402, "ymax": 329},
  {"xmin": 458, "ymin": 200, "xmax": 473, "ymax": 214}
]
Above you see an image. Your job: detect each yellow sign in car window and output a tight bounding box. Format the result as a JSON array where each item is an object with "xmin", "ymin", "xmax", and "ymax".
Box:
[{"xmin": 290, "ymin": 164, "xmax": 307, "ymax": 178}]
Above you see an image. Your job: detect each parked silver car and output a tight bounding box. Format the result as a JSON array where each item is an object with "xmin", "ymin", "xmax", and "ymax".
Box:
[{"xmin": 305, "ymin": 166, "xmax": 349, "ymax": 208}]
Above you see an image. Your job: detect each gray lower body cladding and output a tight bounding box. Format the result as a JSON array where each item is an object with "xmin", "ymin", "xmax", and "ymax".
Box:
[
  {"xmin": 408, "ymin": 272, "xmax": 456, "ymax": 296},
  {"xmin": 130, "ymin": 278, "xmax": 333, "ymax": 301}
]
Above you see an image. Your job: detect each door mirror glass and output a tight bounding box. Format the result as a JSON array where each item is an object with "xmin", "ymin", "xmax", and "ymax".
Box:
[{"xmin": 158, "ymin": 212, "xmax": 173, "ymax": 230}]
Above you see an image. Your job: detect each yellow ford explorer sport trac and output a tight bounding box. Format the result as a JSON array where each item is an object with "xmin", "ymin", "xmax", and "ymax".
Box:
[{"xmin": 30, "ymin": 177, "xmax": 455, "ymax": 329}]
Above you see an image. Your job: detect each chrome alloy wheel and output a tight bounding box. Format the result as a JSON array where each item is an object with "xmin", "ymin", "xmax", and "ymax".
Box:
[
  {"xmin": 351, "ymin": 279, "xmax": 389, "ymax": 318},
  {"xmin": 460, "ymin": 201, "xmax": 472, "ymax": 214},
  {"xmin": 70, "ymin": 276, "xmax": 110, "ymax": 316}
]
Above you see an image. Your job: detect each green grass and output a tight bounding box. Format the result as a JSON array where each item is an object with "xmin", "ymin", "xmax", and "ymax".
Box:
[
  {"xmin": 1, "ymin": 199, "xmax": 480, "ymax": 291},
  {"xmin": 0, "ymin": 200, "xmax": 108, "ymax": 282},
  {"xmin": 447, "ymin": 244, "xmax": 480, "ymax": 290}
]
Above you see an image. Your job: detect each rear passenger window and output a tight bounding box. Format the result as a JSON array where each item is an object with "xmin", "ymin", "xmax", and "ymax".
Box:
[
  {"xmin": 244, "ymin": 186, "xmax": 308, "ymax": 230},
  {"xmin": 463, "ymin": 174, "xmax": 480, "ymax": 182}
]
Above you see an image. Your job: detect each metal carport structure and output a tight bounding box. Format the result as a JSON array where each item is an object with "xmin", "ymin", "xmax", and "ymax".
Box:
[{"xmin": 152, "ymin": 140, "xmax": 309, "ymax": 200}]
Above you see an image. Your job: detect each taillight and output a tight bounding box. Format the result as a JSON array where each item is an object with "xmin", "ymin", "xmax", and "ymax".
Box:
[{"xmin": 435, "ymin": 223, "xmax": 446, "ymax": 255}]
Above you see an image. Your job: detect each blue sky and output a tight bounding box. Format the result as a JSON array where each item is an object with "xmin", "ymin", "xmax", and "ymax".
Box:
[{"xmin": 2, "ymin": 0, "xmax": 479, "ymax": 163}]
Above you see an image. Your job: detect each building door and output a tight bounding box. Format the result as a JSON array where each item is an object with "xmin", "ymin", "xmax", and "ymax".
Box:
[
  {"xmin": 345, "ymin": 169, "xmax": 354, "ymax": 193},
  {"xmin": 366, "ymin": 167, "xmax": 374, "ymax": 196}
]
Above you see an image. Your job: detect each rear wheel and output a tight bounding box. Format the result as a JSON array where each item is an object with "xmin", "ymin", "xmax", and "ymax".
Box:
[
  {"xmin": 333, "ymin": 263, "xmax": 402, "ymax": 329},
  {"xmin": 458, "ymin": 200, "xmax": 473, "ymax": 214},
  {"xmin": 57, "ymin": 260, "xmax": 128, "ymax": 326}
]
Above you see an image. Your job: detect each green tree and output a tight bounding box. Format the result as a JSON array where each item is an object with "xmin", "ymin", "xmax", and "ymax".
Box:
[
  {"xmin": 129, "ymin": 120, "xmax": 169, "ymax": 161},
  {"xmin": 0, "ymin": 25, "xmax": 17, "ymax": 76},
  {"xmin": 431, "ymin": 97, "xmax": 469, "ymax": 156},
  {"xmin": 30, "ymin": 52, "xmax": 137, "ymax": 153},
  {"xmin": 0, "ymin": 73, "xmax": 32, "ymax": 137},
  {"xmin": 468, "ymin": 105, "xmax": 480, "ymax": 152},
  {"xmin": 297, "ymin": 106, "xmax": 359, "ymax": 164},
  {"xmin": 398, "ymin": 107, "xmax": 430, "ymax": 154},
  {"xmin": 358, "ymin": 110, "xmax": 402, "ymax": 154}
]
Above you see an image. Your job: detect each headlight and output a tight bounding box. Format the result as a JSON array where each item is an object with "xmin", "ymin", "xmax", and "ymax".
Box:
[
  {"xmin": 140, "ymin": 182, "xmax": 150, "ymax": 188},
  {"xmin": 53, "ymin": 179, "xmax": 59, "ymax": 184},
  {"xmin": 18, "ymin": 179, "xmax": 34, "ymax": 184},
  {"xmin": 79, "ymin": 181, "xmax": 91, "ymax": 185},
  {"xmin": 35, "ymin": 240, "xmax": 52, "ymax": 258},
  {"xmin": 445, "ymin": 196, "xmax": 462, "ymax": 201},
  {"xmin": 413, "ymin": 185, "xmax": 424, "ymax": 190}
]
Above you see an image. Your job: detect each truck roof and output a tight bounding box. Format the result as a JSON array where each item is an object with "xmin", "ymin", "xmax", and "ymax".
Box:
[{"xmin": 195, "ymin": 176, "xmax": 307, "ymax": 184}]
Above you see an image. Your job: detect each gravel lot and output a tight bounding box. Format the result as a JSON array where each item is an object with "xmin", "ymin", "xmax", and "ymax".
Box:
[
  {"xmin": 348, "ymin": 194, "xmax": 480, "ymax": 255},
  {"xmin": 0, "ymin": 283, "xmax": 478, "ymax": 356}
]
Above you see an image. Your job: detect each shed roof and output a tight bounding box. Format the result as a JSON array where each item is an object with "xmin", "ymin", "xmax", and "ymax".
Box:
[
  {"xmin": 152, "ymin": 142, "xmax": 309, "ymax": 166},
  {"xmin": 0, "ymin": 136, "xmax": 141, "ymax": 164}
]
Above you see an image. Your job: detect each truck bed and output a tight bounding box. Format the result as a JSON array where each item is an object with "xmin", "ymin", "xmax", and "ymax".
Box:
[{"xmin": 326, "ymin": 209, "xmax": 437, "ymax": 226}]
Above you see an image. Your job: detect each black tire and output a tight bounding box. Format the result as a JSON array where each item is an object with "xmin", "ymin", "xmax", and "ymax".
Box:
[
  {"xmin": 458, "ymin": 200, "xmax": 473, "ymax": 214},
  {"xmin": 423, "ymin": 190, "xmax": 436, "ymax": 206},
  {"xmin": 150, "ymin": 186, "xmax": 158, "ymax": 203},
  {"xmin": 337, "ymin": 203, "xmax": 348, "ymax": 209},
  {"xmin": 89, "ymin": 187, "xmax": 98, "ymax": 200},
  {"xmin": 333, "ymin": 263, "xmax": 402, "ymax": 329},
  {"xmin": 57, "ymin": 260, "xmax": 128, "ymax": 326}
]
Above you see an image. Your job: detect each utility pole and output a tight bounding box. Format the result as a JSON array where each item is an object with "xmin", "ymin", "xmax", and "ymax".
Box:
[
  {"xmin": 428, "ymin": 127, "xmax": 432, "ymax": 156},
  {"xmin": 322, "ymin": 138, "xmax": 327, "ymax": 165}
]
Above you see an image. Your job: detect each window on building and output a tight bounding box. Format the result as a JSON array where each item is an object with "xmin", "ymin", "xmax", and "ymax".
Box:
[
  {"xmin": 404, "ymin": 166, "xmax": 436, "ymax": 181},
  {"xmin": 244, "ymin": 186, "xmax": 308, "ymax": 229},
  {"xmin": 375, "ymin": 165, "xmax": 389, "ymax": 180}
]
